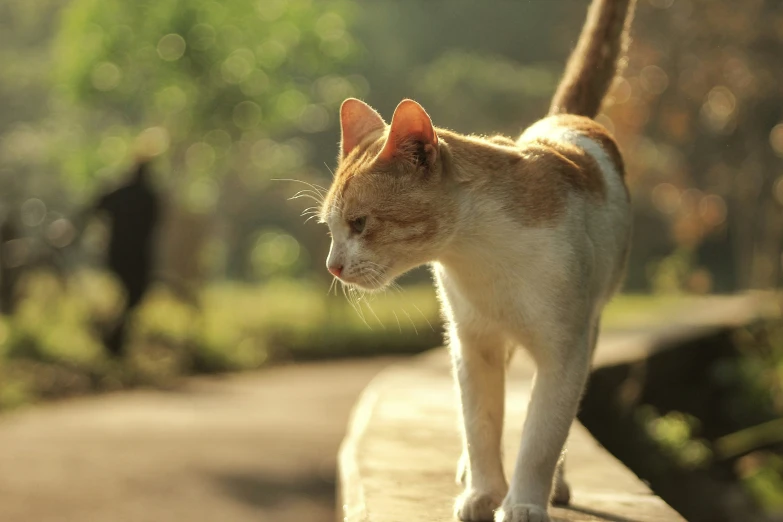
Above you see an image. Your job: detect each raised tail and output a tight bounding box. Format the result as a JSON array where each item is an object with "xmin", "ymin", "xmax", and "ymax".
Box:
[{"xmin": 548, "ymin": 0, "xmax": 636, "ymax": 119}]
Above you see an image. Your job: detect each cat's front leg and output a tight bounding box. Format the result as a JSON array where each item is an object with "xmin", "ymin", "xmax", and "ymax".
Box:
[
  {"xmin": 495, "ymin": 328, "xmax": 592, "ymax": 522},
  {"xmin": 451, "ymin": 322, "xmax": 508, "ymax": 522}
]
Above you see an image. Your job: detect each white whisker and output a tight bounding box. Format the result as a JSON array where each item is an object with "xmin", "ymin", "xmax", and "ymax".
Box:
[
  {"xmin": 392, "ymin": 310, "xmax": 402, "ymax": 334},
  {"xmin": 346, "ymin": 285, "xmax": 370, "ymax": 329},
  {"xmin": 402, "ymin": 309, "xmax": 418, "ymax": 336},
  {"xmin": 362, "ymin": 294, "xmax": 384, "ymax": 329},
  {"xmin": 324, "ymin": 162, "xmax": 336, "ymax": 179},
  {"xmin": 272, "ymin": 178, "xmax": 328, "ymax": 196},
  {"xmin": 412, "ymin": 303, "xmax": 435, "ymax": 333}
]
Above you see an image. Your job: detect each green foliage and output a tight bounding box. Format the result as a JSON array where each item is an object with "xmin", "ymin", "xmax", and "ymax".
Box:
[
  {"xmin": 636, "ymin": 406, "xmax": 713, "ymax": 470},
  {"xmin": 740, "ymin": 453, "xmax": 783, "ymax": 513},
  {"xmin": 413, "ymin": 51, "xmax": 557, "ymax": 134},
  {"xmin": 630, "ymin": 316, "xmax": 783, "ymax": 515},
  {"xmin": 50, "ymin": 0, "xmax": 362, "ymax": 203}
]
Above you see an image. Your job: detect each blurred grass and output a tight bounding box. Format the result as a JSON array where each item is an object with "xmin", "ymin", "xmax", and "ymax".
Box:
[
  {"xmin": 0, "ymin": 269, "xmax": 443, "ymax": 411},
  {"xmin": 0, "ymin": 269, "xmax": 736, "ymax": 412},
  {"xmin": 602, "ymin": 293, "xmax": 714, "ymax": 330}
]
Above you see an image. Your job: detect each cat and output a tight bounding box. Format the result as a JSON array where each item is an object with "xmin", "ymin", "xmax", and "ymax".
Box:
[{"xmin": 319, "ymin": 0, "xmax": 636, "ymax": 520}]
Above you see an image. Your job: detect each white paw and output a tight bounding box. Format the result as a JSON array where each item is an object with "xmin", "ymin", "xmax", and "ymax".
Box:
[
  {"xmin": 455, "ymin": 488, "xmax": 504, "ymax": 521},
  {"xmin": 494, "ymin": 503, "xmax": 549, "ymax": 522}
]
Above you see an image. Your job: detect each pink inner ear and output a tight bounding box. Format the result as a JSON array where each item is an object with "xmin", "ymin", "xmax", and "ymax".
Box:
[
  {"xmin": 379, "ymin": 99, "xmax": 437, "ymax": 161},
  {"xmin": 340, "ymin": 99, "xmax": 386, "ymax": 158}
]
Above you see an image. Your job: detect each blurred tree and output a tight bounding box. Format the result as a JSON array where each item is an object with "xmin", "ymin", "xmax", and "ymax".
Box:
[
  {"xmin": 605, "ymin": 0, "xmax": 783, "ymax": 291},
  {"xmin": 54, "ymin": 0, "xmax": 360, "ymax": 192},
  {"xmin": 51, "ymin": 0, "xmax": 362, "ymax": 281}
]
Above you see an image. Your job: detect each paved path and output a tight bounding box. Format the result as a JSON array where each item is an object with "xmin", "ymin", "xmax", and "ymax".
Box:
[{"xmin": 0, "ymin": 357, "xmax": 399, "ymax": 522}]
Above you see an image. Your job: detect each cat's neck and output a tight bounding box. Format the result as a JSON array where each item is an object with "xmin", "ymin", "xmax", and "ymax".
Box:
[
  {"xmin": 437, "ymin": 128, "xmax": 524, "ymax": 183},
  {"xmin": 435, "ymin": 128, "xmax": 527, "ymax": 251}
]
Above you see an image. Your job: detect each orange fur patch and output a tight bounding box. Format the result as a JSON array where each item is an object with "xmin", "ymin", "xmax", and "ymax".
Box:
[
  {"xmin": 439, "ymin": 128, "xmax": 611, "ymax": 227},
  {"xmin": 545, "ymin": 114, "xmax": 625, "ymax": 177},
  {"xmin": 532, "ymin": 138, "xmax": 606, "ymax": 200}
]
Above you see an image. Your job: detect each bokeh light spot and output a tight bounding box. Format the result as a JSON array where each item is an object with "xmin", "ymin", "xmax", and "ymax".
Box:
[
  {"xmin": 136, "ymin": 127, "xmax": 171, "ymax": 157},
  {"xmin": 186, "ymin": 178, "xmax": 218, "ymax": 213},
  {"xmin": 204, "ymin": 129, "xmax": 233, "ymax": 157},
  {"xmin": 298, "ymin": 104, "xmax": 330, "ymax": 133},
  {"xmin": 773, "ymin": 177, "xmax": 783, "ymax": 206},
  {"xmin": 233, "ymin": 101, "xmax": 262, "ymax": 130},
  {"xmin": 316, "ymin": 13, "xmax": 346, "ymax": 41},
  {"xmin": 607, "ymin": 77, "xmax": 632, "ymax": 105},
  {"xmin": 91, "ymin": 62, "xmax": 122, "ymax": 91},
  {"xmin": 640, "ymin": 65, "xmax": 669, "ymax": 95},
  {"xmin": 21, "ymin": 198, "xmax": 47, "ymax": 227},
  {"xmin": 707, "ymin": 86, "xmax": 736, "ymax": 118},
  {"xmin": 276, "ymin": 89, "xmax": 308, "ymax": 122},
  {"xmin": 240, "ymin": 69, "xmax": 270, "ymax": 97},
  {"xmin": 186, "ymin": 142, "xmax": 216, "ymax": 171},
  {"xmin": 98, "ymin": 136, "xmax": 127, "ymax": 165},
  {"xmin": 257, "ymin": 0, "xmax": 288, "ymax": 22},
  {"xmin": 699, "ymin": 194, "xmax": 727, "ymax": 227},
  {"xmin": 251, "ymin": 230, "xmax": 301, "ymax": 277},
  {"xmin": 257, "ymin": 40, "xmax": 286, "ymax": 70},
  {"xmin": 222, "ymin": 49, "xmax": 256, "ymax": 84},
  {"xmin": 157, "ymin": 34, "xmax": 187, "ymax": 61},
  {"xmin": 701, "ymin": 86, "xmax": 736, "ymax": 133},
  {"xmin": 155, "ymin": 85, "xmax": 188, "ymax": 114},
  {"xmin": 188, "ymin": 24, "xmax": 216, "ymax": 51},
  {"xmin": 769, "ymin": 124, "xmax": 783, "ymax": 157},
  {"xmin": 652, "ymin": 183, "xmax": 681, "ymax": 215},
  {"xmin": 47, "ymin": 219, "xmax": 76, "ymax": 248}
]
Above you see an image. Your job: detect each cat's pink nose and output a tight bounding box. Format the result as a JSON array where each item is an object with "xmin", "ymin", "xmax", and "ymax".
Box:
[{"xmin": 328, "ymin": 265, "xmax": 343, "ymax": 278}]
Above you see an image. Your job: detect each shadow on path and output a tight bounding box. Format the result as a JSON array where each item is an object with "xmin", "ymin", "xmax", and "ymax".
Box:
[
  {"xmin": 210, "ymin": 470, "xmax": 335, "ymax": 509},
  {"xmin": 555, "ymin": 504, "xmax": 639, "ymax": 522}
]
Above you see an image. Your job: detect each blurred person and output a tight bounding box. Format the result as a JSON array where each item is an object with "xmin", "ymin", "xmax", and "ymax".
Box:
[
  {"xmin": 0, "ymin": 216, "xmax": 21, "ymax": 315},
  {"xmin": 89, "ymin": 160, "xmax": 160, "ymax": 358}
]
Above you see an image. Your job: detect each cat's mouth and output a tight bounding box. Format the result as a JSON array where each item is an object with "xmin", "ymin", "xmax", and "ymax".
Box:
[{"xmin": 343, "ymin": 268, "xmax": 391, "ymax": 292}]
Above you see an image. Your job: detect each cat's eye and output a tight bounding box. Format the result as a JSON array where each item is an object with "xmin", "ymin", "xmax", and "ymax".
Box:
[{"xmin": 349, "ymin": 216, "xmax": 367, "ymax": 234}]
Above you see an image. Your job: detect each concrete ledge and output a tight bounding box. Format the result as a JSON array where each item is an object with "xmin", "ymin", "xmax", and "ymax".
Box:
[
  {"xmin": 338, "ymin": 294, "xmax": 777, "ymax": 521},
  {"xmin": 338, "ymin": 349, "xmax": 684, "ymax": 521}
]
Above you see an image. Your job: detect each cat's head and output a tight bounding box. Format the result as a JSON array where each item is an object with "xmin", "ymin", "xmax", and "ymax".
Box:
[{"xmin": 319, "ymin": 98, "xmax": 456, "ymax": 290}]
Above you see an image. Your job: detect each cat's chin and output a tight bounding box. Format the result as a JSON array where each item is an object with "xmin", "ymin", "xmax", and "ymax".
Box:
[{"xmin": 348, "ymin": 277, "xmax": 392, "ymax": 293}]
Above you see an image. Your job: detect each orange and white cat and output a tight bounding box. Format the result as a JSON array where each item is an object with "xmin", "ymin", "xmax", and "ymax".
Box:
[{"xmin": 320, "ymin": 0, "xmax": 636, "ymax": 520}]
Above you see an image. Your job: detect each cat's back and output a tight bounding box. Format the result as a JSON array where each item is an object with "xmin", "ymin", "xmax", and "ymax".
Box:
[
  {"xmin": 518, "ymin": 114, "xmax": 627, "ymax": 205},
  {"xmin": 516, "ymin": 115, "xmax": 632, "ymax": 293},
  {"xmin": 473, "ymin": 115, "xmax": 627, "ymax": 234}
]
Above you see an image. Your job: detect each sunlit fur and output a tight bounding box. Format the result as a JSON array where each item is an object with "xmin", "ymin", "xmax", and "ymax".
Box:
[{"xmin": 321, "ymin": 1, "xmax": 636, "ymax": 521}]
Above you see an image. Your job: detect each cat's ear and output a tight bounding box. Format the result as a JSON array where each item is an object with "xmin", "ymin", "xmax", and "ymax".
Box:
[
  {"xmin": 340, "ymin": 98, "xmax": 386, "ymax": 159},
  {"xmin": 378, "ymin": 99, "xmax": 438, "ymax": 167}
]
